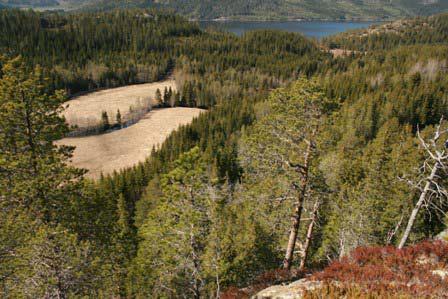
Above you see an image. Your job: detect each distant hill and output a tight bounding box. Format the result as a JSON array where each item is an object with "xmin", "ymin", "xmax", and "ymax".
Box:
[
  {"xmin": 2, "ymin": 0, "xmax": 448, "ymax": 20},
  {"xmin": 323, "ymin": 13, "xmax": 448, "ymax": 50},
  {"xmin": 78, "ymin": 0, "xmax": 448, "ymax": 20},
  {"xmin": 0, "ymin": 0, "xmax": 59, "ymax": 7}
]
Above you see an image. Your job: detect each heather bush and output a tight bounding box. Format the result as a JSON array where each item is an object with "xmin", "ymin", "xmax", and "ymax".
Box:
[
  {"xmin": 311, "ymin": 241, "xmax": 448, "ymax": 297},
  {"xmin": 303, "ymin": 284, "xmax": 414, "ymax": 299}
]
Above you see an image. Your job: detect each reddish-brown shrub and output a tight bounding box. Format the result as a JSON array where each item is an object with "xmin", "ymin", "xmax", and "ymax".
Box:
[
  {"xmin": 312, "ymin": 241, "xmax": 448, "ymax": 297},
  {"xmin": 303, "ymin": 284, "xmax": 415, "ymax": 299},
  {"xmin": 220, "ymin": 286, "xmax": 250, "ymax": 299}
]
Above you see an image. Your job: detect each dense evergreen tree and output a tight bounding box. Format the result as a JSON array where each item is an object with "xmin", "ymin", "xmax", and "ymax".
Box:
[
  {"xmin": 0, "ymin": 58, "xmax": 111, "ymax": 297},
  {"xmin": 238, "ymin": 79, "xmax": 336, "ymax": 270},
  {"xmin": 131, "ymin": 148, "xmax": 219, "ymax": 297},
  {"xmin": 0, "ymin": 57, "xmax": 84, "ymax": 221}
]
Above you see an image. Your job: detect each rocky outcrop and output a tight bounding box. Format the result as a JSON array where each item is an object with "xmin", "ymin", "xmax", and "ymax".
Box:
[
  {"xmin": 435, "ymin": 229, "xmax": 448, "ymax": 242},
  {"xmin": 252, "ymin": 279, "xmax": 322, "ymax": 299}
]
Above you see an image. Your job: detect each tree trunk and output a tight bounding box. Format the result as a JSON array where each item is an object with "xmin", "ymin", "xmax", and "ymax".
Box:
[
  {"xmin": 398, "ymin": 163, "xmax": 438, "ymax": 249},
  {"xmin": 283, "ymin": 197, "xmax": 305, "ymax": 270},
  {"xmin": 299, "ymin": 199, "xmax": 320, "ymax": 271},
  {"xmin": 283, "ymin": 142, "xmax": 312, "ymax": 270},
  {"xmin": 190, "ymin": 224, "xmax": 202, "ymax": 299},
  {"xmin": 22, "ymin": 90, "xmax": 37, "ymax": 174}
]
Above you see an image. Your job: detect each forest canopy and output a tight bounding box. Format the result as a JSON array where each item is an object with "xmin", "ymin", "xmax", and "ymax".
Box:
[{"xmin": 1, "ymin": 8, "xmax": 448, "ymax": 298}]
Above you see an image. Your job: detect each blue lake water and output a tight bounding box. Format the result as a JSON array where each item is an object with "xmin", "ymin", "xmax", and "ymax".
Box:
[{"xmin": 199, "ymin": 20, "xmax": 377, "ymax": 38}]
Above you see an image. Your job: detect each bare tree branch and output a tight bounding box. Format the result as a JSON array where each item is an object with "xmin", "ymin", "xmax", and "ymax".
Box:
[{"xmin": 398, "ymin": 117, "xmax": 448, "ymax": 249}]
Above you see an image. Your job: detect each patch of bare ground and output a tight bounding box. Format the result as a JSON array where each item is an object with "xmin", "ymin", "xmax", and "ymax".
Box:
[
  {"xmin": 57, "ymin": 108, "xmax": 203, "ymax": 179},
  {"xmin": 63, "ymin": 79, "xmax": 177, "ymax": 128},
  {"xmin": 329, "ymin": 48, "xmax": 358, "ymax": 57}
]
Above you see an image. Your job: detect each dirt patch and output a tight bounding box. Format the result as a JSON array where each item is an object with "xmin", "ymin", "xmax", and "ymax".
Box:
[
  {"xmin": 63, "ymin": 80, "xmax": 177, "ymax": 128},
  {"xmin": 57, "ymin": 108, "xmax": 203, "ymax": 179},
  {"xmin": 329, "ymin": 49, "xmax": 358, "ymax": 57}
]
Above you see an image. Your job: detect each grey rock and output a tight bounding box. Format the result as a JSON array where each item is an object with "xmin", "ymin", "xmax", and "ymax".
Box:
[
  {"xmin": 435, "ymin": 229, "xmax": 448, "ymax": 242},
  {"xmin": 252, "ymin": 279, "xmax": 323, "ymax": 299}
]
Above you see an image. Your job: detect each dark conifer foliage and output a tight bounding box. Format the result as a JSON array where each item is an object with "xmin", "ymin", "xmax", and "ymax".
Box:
[
  {"xmin": 2, "ymin": 9, "xmax": 448, "ymax": 297},
  {"xmin": 323, "ymin": 13, "xmax": 448, "ymax": 51}
]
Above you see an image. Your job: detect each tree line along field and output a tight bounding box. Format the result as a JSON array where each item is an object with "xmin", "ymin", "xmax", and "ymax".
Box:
[
  {"xmin": 58, "ymin": 78, "xmax": 203, "ymax": 179},
  {"xmin": 63, "ymin": 79, "xmax": 177, "ymax": 128},
  {"xmin": 58, "ymin": 107, "xmax": 203, "ymax": 179}
]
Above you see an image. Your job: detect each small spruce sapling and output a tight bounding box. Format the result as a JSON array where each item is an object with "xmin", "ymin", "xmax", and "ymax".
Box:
[
  {"xmin": 116, "ymin": 109, "xmax": 122, "ymax": 128},
  {"xmin": 155, "ymin": 88, "xmax": 162, "ymax": 106},
  {"xmin": 101, "ymin": 111, "xmax": 110, "ymax": 131}
]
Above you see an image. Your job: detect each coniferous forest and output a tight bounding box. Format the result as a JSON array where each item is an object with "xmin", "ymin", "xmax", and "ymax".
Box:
[
  {"xmin": 3, "ymin": 0, "xmax": 448, "ymax": 20},
  {"xmin": 1, "ymin": 8, "xmax": 448, "ymax": 298}
]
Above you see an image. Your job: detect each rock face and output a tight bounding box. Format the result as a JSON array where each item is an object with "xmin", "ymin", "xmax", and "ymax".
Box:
[
  {"xmin": 435, "ymin": 229, "xmax": 448, "ymax": 242},
  {"xmin": 252, "ymin": 279, "xmax": 322, "ymax": 299}
]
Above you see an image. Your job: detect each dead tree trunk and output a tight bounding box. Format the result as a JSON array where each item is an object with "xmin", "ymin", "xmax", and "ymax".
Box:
[
  {"xmin": 283, "ymin": 141, "xmax": 312, "ymax": 270},
  {"xmin": 299, "ymin": 199, "xmax": 320, "ymax": 271},
  {"xmin": 398, "ymin": 163, "xmax": 438, "ymax": 249},
  {"xmin": 398, "ymin": 117, "xmax": 448, "ymax": 249}
]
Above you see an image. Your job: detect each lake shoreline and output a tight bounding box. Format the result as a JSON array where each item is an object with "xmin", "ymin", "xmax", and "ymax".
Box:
[
  {"xmin": 193, "ymin": 17, "xmax": 388, "ymax": 22},
  {"xmin": 198, "ymin": 20, "xmax": 379, "ymax": 38}
]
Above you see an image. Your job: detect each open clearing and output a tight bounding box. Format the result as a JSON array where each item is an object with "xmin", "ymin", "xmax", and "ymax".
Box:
[
  {"xmin": 63, "ymin": 79, "xmax": 177, "ymax": 128},
  {"xmin": 57, "ymin": 108, "xmax": 203, "ymax": 179}
]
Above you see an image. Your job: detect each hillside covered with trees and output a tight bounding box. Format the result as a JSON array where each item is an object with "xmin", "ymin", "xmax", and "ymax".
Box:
[
  {"xmin": 1, "ymin": 8, "xmax": 448, "ymax": 298},
  {"xmin": 92, "ymin": 0, "xmax": 448, "ymax": 20},
  {"xmin": 324, "ymin": 12, "xmax": 448, "ymax": 50},
  {"xmin": 3, "ymin": 0, "xmax": 448, "ymax": 20}
]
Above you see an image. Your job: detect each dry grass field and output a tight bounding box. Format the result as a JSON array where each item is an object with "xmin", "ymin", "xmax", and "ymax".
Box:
[
  {"xmin": 63, "ymin": 79, "xmax": 177, "ymax": 128},
  {"xmin": 57, "ymin": 107, "xmax": 203, "ymax": 179}
]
